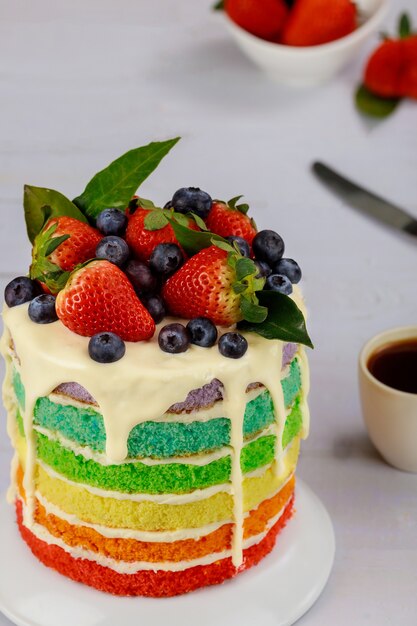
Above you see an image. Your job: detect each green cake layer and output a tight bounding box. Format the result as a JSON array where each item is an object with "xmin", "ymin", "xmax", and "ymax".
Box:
[
  {"xmin": 12, "ymin": 359, "xmax": 302, "ymax": 459},
  {"xmin": 16, "ymin": 396, "xmax": 302, "ymax": 495}
]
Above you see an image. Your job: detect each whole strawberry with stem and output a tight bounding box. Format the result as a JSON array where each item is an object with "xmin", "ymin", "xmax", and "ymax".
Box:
[
  {"xmin": 205, "ymin": 197, "xmax": 257, "ymax": 245},
  {"xmin": 56, "ymin": 260, "xmax": 155, "ymax": 341},
  {"xmin": 162, "ymin": 242, "xmax": 266, "ymax": 326},
  {"xmin": 30, "ymin": 217, "xmax": 102, "ymax": 294},
  {"xmin": 126, "ymin": 206, "xmax": 199, "ymax": 262},
  {"xmin": 364, "ymin": 14, "xmax": 417, "ymax": 99}
]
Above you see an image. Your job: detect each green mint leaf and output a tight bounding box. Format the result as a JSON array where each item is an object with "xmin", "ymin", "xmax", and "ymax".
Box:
[
  {"xmin": 213, "ymin": 0, "xmax": 224, "ymax": 9},
  {"xmin": 235, "ymin": 257, "xmax": 257, "ymax": 281},
  {"xmin": 168, "ymin": 219, "xmax": 227, "ymax": 256},
  {"xmin": 144, "ymin": 210, "xmax": 169, "ymax": 231},
  {"xmin": 240, "ymin": 296, "xmax": 268, "ymax": 324},
  {"xmin": 44, "ymin": 234, "xmax": 70, "ymax": 257},
  {"xmin": 137, "ymin": 197, "xmax": 156, "ymax": 209},
  {"xmin": 214, "ymin": 239, "xmax": 235, "ymax": 253},
  {"xmin": 399, "ymin": 13, "xmax": 411, "ymax": 38},
  {"xmin": 238, "ymin": 290, "xmax": 313, "ymax": 348},
  {"xmin": 73, "ymin": 138, "xmax": 180, "ymax": 219},
  {"xmin": 190, "ymin": 213, "xmax": 208, "ymax": 231},
  {"xmin": 172, "ymin": 212, "xmax": 191, "ymax": 227},
  {"xmin": 24, "ymin": 185, "xmax": 88, "ymax": 243},
  {"xmin": 355, "ymin": 84, "xmax": 400, "ymax": 118}
]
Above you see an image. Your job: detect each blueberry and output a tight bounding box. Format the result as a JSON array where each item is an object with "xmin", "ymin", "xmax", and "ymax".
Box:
[
  {"xmin": 265, "ymin": 274, "xmax": 293, "ymax": 295},
  {"xmin": 96, "ymin": 208, "xmax": 128, "ymax": 236},
  {"xmin": 158, "ymin": 323, "xmax": 190, "ymax": 354},
  {"xmin": 96, "ymin": 236, "xmax": 130, "ymax": 267},
  {"xmin": 28, "ymin": 294, "xmax": 58, "ymax": 324},
  {"xmin": 124, "ymin": 259, "xmax": 158, "ymax": 294},
  {"xmin": 252, "ymin": 230, "xmax": 285, "ymax": 266},
  {"xmin": 171, "ymin": 187, "xmax": 212, "ymax": 219},
  {"xmin": 226, "ymin": 236, "xmax": 250, "ymax": 257},
  {"xmin": 149, "ymin": 243, "xmax": 184, "ymax": 277},
  {"xmin": 218, "ymin": 332, "xmax": 248, "ymax": 359},
  {"xmin": 254, "ymin": 260, "xmax": 272, "ymax": 279},
  {"xmin": 273, "ymin": 258, "xmax": 302, "ymax": 284},
  {"xmin": 88, "ymin": 332, "xmax": 126, "ymax": 363},
  {"xmin": 142, "ymin": 294, "xmax": 166, "ymax": 324},
  {"xmin": 164, "ymin": 201, "xmax": 173, "ymax": 209},
  {"xmin": 186, "ymin": 317, "xmax": 218, "ymax": 348},
  {"xmin": 4, "ymin": 277, "xmax": 41, "ymax": 308}
]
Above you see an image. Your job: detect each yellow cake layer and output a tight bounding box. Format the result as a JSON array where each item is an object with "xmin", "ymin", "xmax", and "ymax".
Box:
[{"xmin": 16, "ymin": 437, "xmax": 300, "ymax": 531}]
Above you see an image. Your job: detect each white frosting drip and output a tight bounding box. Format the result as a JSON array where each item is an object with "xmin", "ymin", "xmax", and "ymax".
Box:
[
  {"xmin": 1, "ymin": 285, "xmax": 309, "ymax": 568},
  {"xmin": 17, "ymin": 495, "xmax": 293, "ymax": 574}
]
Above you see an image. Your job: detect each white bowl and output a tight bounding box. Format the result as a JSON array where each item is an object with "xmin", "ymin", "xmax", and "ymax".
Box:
[{"xmin": 224, "ymin": 0, "xmax": 389, "ymax": 86}]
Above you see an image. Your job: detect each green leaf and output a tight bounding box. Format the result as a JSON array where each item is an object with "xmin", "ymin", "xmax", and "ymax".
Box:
[
  {"xmin": 235, "ymin": 257, "xmax": 257, "ymax": 281},
  {"xmin": 232, "ymin": 282, "xmax": 248, "ymax": 295},
  {"xmin": 190, "ymin": 212, "xmax": 208, "ymax": 231},
  {"xmin": 144, "ymin": 210, "xmax": 169, "ymax": 231},
  {"xmin": 228, "ymin": 195, "xmax": 250, "ymax": 215},
  {"xmin": 240, "ymin": 296, "xmax": 268, "ymax": 323},
  {"xmin": 44, "ymin": 234, "xmax": 70, "ymax": 256},
  {"xmin": 24, "ymin": 185, "xmax": 88, "ymax": 243},
  {"xmin": 73, "ymin": 138, "xmax": 180, "ymax": 219},
  {"xmin": 398, "ymin": 13, "xmax": 411, "ymax": 38},
  {"xmin": 172, "ymin": 212, "xmax": 191, "ymax": 227},
  {"xmin": 213, "ymin": 0, "xmax": 224, "ymax": 9},
  {"xmin": 355, "ymin": 84, "xmax": 400, "ymax": 118},
  {"xmin": 214, "ymin": 239, "xmax": 235, "ymax": 253},
  {"xmin": 238, "ymin": 290, "xmax": 313, "ymax": 349},
  {"xmin": 137, "ymin": 197, "xmax": 156, "ymax": 209},
  {"xmin": 168, "ymin": 219, "xmax": 227, "ymax": 256}
]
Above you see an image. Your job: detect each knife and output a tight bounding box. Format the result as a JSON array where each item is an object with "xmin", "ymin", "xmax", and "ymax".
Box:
[{"xmin": 312, "ymin": 161, "xmax": 417, "ymax": 237}]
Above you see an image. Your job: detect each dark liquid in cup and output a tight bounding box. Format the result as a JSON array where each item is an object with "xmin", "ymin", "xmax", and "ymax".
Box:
[{"xmin": 367, "ymin": 339, "xmax": 417, "ymax": 394}]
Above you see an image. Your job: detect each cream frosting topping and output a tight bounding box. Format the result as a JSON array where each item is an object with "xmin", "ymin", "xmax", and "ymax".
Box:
[{"xmin": 1, "ymin": 285, "xmax": 309, "ymax": 567}]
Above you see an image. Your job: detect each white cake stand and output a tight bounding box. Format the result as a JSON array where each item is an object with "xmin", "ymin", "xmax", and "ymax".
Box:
[{"xmin": 0, "ymin": 479, "xmax": 335, "ymax": 626}]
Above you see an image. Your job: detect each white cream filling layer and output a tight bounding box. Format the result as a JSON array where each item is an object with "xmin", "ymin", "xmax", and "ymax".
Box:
[{"xmin": 20, "ymin": 495, "xmax": 293, "ymax": 573}]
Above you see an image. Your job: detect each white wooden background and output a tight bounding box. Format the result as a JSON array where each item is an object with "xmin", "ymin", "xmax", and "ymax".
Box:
[{"xmin": 1, "ymin": 1, "xmax": 417, "ymax": 624}]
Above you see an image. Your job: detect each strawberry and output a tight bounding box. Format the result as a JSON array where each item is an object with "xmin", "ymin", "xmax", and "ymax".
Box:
[
  {"xmin": 399, "ymin": 35, "xmax": 417, "ymax": 99},
  {"xmin": 364, "ymin": 39, "xmax": 404, "ymax": 98},
  {"xmin": 281, "ymin": 0, "xmax": 356, "ymax": 47},
  {"xmin": 30, "ymin": 217, "xmax": 102, "ymax": 294},
  {"xmin": 56, "ymin": 260, "xmax": 155, "ymax": 341},
  {"xmin": 225, "ymin": 0, "xmax": 288, "ymax": 40},
  {"xmin": 225, "ymin": 0, "xmax": 288, "ymax": 41},
  {"xmin": 125, "ymin": 208, "xmax": 199, "ymax": 262},
  {"xmin": 205, "ymin": 198, "xmax": 257, "ymax": 245},
  {"xmin": 162, "ymin": 244, "xmax": 266, "ymax": 326}
]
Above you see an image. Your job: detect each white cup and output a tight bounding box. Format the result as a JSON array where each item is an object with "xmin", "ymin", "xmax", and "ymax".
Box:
[{"xmin": 359, "ymin": 326, "xmax": 417, "ymax": 473}]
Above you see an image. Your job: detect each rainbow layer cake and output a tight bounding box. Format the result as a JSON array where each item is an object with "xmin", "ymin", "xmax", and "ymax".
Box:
[{"xmin": 1, "ymin": 139, "xmax": 312, "ymax": 597}]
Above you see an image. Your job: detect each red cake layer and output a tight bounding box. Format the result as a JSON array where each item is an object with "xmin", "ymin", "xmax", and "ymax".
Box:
[{"xmin": 16, "ymin": 496, "xmax": 294, "ymax": 597}]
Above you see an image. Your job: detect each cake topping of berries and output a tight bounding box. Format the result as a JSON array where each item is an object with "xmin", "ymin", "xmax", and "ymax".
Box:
[
  {"xmin": 28, "ymin": 294, "xmax": 58, "ymax": 324},
  {"xmin": 218, "ymin": 332, "xmax": 248, "ymax": 359},
  {"xmin": 5, "ymin": 277, "xmax": 42, "ymax": 308},
  {"xmin": 186, "ymin": 317, "xmax": 218, "ymax": 348},
  {"xmin": 95, "ymin": 236, "xmax": 130, "ymax": 267},
  {"xmin": 19, "ymin": 138, "xmax": 312, "ymax": 349},
  {"xmin": 96, "ymin": 208, "xmax": 128, "ymax": 237},
  {"xmin": 30, "ymin": 216, "xmax": 102, "ymax": 295},
  {"xmin": 56, "ymin": 260, "xmax": 155, "ymax": 342},
  {"xmin": 158, "ymin": 323, "xmax": 190, "ymax": 354},
  {"xmin": 171, "ymin": 187, "xmax": 212, "ymax": 219},
  {"xmin": 88, "ymin": 332, "xmax": 126, "ymax": 363}
]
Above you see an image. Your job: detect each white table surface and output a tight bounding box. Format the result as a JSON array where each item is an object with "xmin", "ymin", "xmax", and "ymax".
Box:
[{"xmin": 0, "ymin": 1, "xmax": 417, "ymax": 624}]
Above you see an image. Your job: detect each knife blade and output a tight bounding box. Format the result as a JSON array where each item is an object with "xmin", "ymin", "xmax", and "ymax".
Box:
[{"xmin": 312, "ymin": 161, "xmax": 417, "ymax": 237}]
